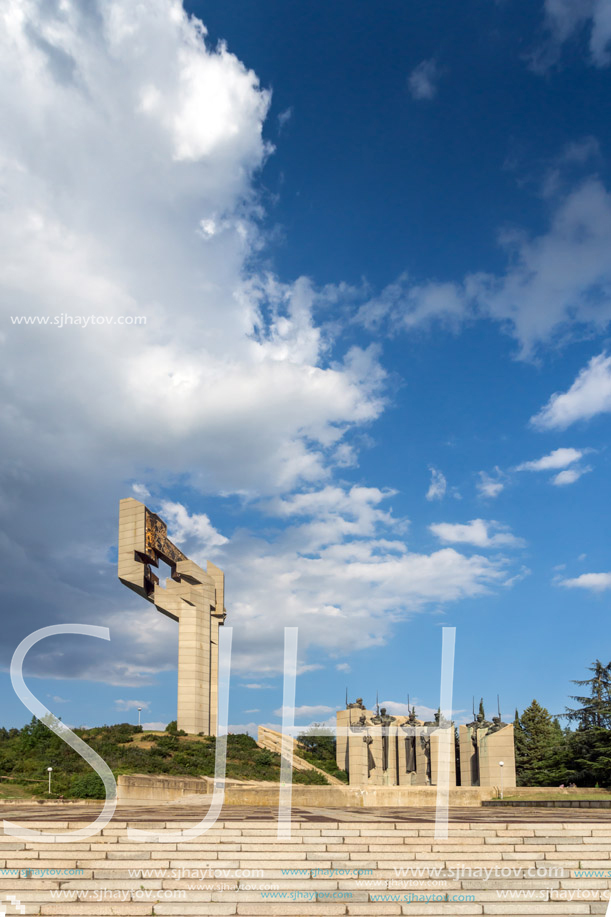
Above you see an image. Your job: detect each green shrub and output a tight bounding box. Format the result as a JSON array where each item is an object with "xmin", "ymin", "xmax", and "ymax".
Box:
[
  {"xmin": 70, "ymin": 773, "xmax": 106, "ymax": 799},
  {"xmin": 296, "ymin": 724, "xmax": 348, "ymax": 783},
  {"xmin": 293, "ymin": 769, "xmax": 328, "ymax": 785},
  {"xmin": 154, "ymin": 735, "xmax": 179, "ymax": 753}
]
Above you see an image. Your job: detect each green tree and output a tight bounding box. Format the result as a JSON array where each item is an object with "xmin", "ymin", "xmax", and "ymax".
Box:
[
  {"xmin": 296, "ymin": 723, "xmax": 348, "ymax": 783},
  {"xmin": 513, "ymin": 708, "xmax": 526, "ymax": 775},
  {"xmin": 566, "ymin": 660, "xmax": 611, "ymax": 729},
  {"xmin": 297, "ymin": 723, "xmax": 335, "ymax": 760},
  {"xmin": 516, "ymin": 700, "xmax": 566, "ymax": 786},
  {"xmin": 565, "ymin": 728, "xmax": 611, "ymax": 787},
  {"xmin": 561, "ymin": 660, "xmax": 611, "ymax": 786},
  {"xmin": 70, "ymin": 773, "xmax": 105, "ymax": 798}
]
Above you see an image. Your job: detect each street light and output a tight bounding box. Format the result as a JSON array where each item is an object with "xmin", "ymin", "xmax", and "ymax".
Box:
[
  {"xmin": 499, "ymin": 761, "xmax": 504, "ymax": 800},
  {"xmin": 137, "ymin": 706, "xmax": 142, "ymax": 727},
  {"xmin": 47, "ymin": 767, "xmax": 53, "ymax": 794}
]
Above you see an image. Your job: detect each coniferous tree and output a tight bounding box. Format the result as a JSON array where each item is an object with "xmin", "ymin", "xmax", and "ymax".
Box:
[
  {"xmin": 513, "ymin": 708, "xmax": 527, "ymax": 778},
  {"xmin": 565, "ymin": 660, "xmax": 611, "ymax": 729},
  {"xmin": 516, "ymin": 700, "xmax": 566, "ymax": 786},
  {"xmin": 551, "ymin": 717, "xmax": 564, "ymax": 743},
  {"xmin": 558, "ymin": 661, "xmax": 611, "ymax": 786},
  {"xmin": 565, "ymin": 727, "xmax": 611, "ymax": 786}
]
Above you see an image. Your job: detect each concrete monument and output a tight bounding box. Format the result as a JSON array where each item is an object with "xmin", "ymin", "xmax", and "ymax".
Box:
[
  {"xmin": 337, "ymin": 702, "xmax": 456, "ymax": 787},
  {"xmin": 459, "ymin": 703, "xmax": 516, "ymax": 789},
  {"xmin": 117, "ymin": 498, "xmax": 227, "ymax": 736},
  {"xmin": 338, "ymin": 696, "xmax": 515, "ymax": 789}
]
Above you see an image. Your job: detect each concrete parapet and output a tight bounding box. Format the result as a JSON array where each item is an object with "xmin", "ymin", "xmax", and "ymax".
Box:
[{"xmin": 116, "ymin": 773, "xmax": 497, "ymax": 807}]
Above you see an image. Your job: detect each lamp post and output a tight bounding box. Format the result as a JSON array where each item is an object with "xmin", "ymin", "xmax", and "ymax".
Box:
[
  {"xmin": 137, "ymin": 707, "xmax": 142, "ymax": 727},
  {"xmin": 499, "ymin": 761, "xmax": 504, "ymax": 800},
  {"xmin": 47, "ymin": 766, "xmax": 53, "ymax": 794}
]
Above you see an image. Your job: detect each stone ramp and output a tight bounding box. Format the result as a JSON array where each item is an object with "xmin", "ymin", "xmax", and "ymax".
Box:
[{"xmin": 0, "ymin": 806, "xmax": 610, "ymax": 915}]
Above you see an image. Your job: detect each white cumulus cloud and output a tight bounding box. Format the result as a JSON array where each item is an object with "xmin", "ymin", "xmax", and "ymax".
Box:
[
  {"xmin": 559, "ymin": 572, "xmax": 611, "ymax": 592},
  {"xmin": 534, "ymin": 0, "xmax": 611, "ymax": 69},
  {"xmin": 0, "ymin": 0, "xmax": 390, "ymax": 685},
  {"xmin": 426, "ymin": 468, "xmax": 447, "ymax": 501},
  {"xmin": 429, "ymin": 519, "xmax": 523, "ymax": 549},
  {"xmin": 158, "ymin": 501, "xmax": 229, "ymax": 551},
  {"xmin": 476, "ymin": 469, "xmax": 505, "ymax": 499},
  {"xmin": 552, "ymin": 466, "xmax": 592, "ymax": 486},
  {"xmin": 158, "ymin": 494, "xmax": 511, "ymax": 676},
  {"xmin": 274, "ymin": 704, "xmax": 336, "ymax": 720},
  {"xmin": 471, "ymin": 180, "xmax": 611, "ymax": 356},
  {"xmin": 531, "ymin": 352, "xmax": 611, "ymax": 430},
  {"xmin": 0, "ymin": 0, "xmax": 536, "ymax": 691},
  {"xmin": 379, "ymin": 701, "xmax": 438, "ymax": 720},
  {"xmin": 356, "ymin": 274, "xmax": 467, "ymax": 334},
  {"xmin": 516, "ymin": 447, "xmax": 584, "ymax": 471},
  {"xmin": 354, "ymin": 180, "xmax": 611, "ymax": 358},
  {"xmin": 115, "ymin": 699, "xmax": 151, "ymax": 711}
]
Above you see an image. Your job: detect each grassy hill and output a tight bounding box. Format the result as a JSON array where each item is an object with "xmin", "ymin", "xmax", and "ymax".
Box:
[{"xmin": 0, "ymin": 719, "xmax": 346, "ymax": 799}]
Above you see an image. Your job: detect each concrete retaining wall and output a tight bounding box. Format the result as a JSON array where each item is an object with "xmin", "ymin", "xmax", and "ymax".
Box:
[
  {"xmin": 116, "ymin": 773, "xmax": 212, "ymax": 804},
  {"xmin": 116, "ymin": 773, "xmax": 497, "ymax": 806}
]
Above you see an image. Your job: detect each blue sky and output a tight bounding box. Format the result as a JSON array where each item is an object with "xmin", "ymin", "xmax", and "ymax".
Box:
[{"xmin": 1, "ymin": 0, "xmax": 611, "ymax": 734}]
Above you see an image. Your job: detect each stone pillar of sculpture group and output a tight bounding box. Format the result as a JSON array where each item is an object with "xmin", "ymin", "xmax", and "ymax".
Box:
[
  {"xmin": 117, "ymin": 498, "xmax": 227, "ymax": 736},
  {"xmin": 459, "ymin": 721, "xmax": 516, "ymax": 789}
]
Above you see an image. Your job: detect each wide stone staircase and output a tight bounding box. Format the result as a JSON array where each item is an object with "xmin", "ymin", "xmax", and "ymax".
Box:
[{"xmin": 1, "ymin": 813, "xmax": 610, "ymax": 915}]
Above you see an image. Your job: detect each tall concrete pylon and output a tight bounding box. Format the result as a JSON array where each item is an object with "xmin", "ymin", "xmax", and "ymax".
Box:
[{"xmin": 117, "ymin": 498, "xmax": 226, "ymax": 735}]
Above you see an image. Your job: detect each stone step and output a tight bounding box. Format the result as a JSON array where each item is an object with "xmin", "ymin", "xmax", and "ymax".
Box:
[{"xmin": 1, "ymin": 819, "xmax": 609, "ymax": 916}]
